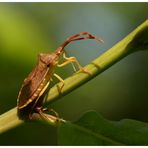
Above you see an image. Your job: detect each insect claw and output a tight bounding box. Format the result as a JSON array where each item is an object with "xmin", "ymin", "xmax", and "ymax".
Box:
[
  {"xmin": 82, "ymin": 68, "xmax": 92, "ymax": 75},
  {"xmin": 76, "ymin": 67, "xmax": 92, "ymax": 76}
]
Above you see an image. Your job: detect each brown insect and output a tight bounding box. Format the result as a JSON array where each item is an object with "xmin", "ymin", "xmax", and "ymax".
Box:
[{"xmin": 17, "ymin": 32, "xmax": 103, "ymax": 120}]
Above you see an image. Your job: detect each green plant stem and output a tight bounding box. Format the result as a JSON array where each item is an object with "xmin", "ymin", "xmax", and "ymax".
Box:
[
  {"xmin": 0, "ymin": 107, "xmax": 23, "ymax": 134},
  {"xmin": 0, "ymin": 20, "xmax": 147, "ymax": 134}
]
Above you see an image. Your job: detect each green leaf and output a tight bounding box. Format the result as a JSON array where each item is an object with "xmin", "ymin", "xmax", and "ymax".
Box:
[{"xmin": 58, "ymin": 111, "xmax": 148, "ymax": 145}]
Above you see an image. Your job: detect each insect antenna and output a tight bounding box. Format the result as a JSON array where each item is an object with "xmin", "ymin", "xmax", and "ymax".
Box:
[{"xmin": 55, "ymin": 32, "xmax": 103, "ymax": 55}]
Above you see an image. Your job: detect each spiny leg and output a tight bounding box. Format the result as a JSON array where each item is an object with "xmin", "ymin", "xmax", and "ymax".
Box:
[{"xmin": 58, "ymin": 52, "xmax": 91, "ymax": 75}]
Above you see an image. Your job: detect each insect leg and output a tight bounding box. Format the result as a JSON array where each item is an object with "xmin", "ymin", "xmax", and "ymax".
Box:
[
  {"xmin": 37, "ymin": 107, "xmax": 60, "ymax": 118},
  {"xmin": 58, "ymin": 52, "xmax": 91, "ymax": 75},
  {"xmin": 32, "ymin": 107, "xmax": 64, "ymax": 125},
  {"xmin": 53, "ymin": 73, "xmax": 65, "ymax": 93},
  {"xmin": 60, "ymin": 52, "xmax": 77, "ymax": 72}
]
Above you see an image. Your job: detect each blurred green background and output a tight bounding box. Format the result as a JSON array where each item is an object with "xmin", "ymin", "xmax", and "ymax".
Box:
[{"xmin": 0, "ymin": 2, "xmax": 148, "ymax": 145}]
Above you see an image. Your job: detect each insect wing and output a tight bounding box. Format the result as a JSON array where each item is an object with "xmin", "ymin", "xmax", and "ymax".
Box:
[{"xmin": 17, "ymin": 61, "xmax": 49, "ymax": 109}]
